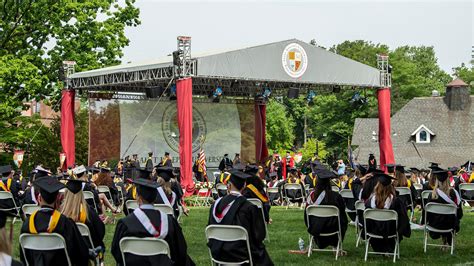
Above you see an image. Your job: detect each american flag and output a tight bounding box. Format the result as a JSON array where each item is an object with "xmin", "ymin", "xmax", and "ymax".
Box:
[{"xmin": 198, "ymin": 148, "xmax": 208, "ymax": 181}]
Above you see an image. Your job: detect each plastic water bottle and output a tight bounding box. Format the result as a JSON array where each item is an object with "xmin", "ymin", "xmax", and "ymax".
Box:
[{"xmin": 298, "ymin": 237, "xmax": 305, "ymax": 251}]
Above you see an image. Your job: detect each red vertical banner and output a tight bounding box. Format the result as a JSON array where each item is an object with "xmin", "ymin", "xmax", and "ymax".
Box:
[
  {"xmin": 61, "ymin": 89, "xmax": 76, "ymax": 168},
  {"xmin": 377, "ymin": 88, "xmax": 395, "ymax": 172},
  {"xmin": 176, "ymin": 78, "xmax": 194, "ymax": 196},
  {"xmin": 254, "ymin": 102, "xmax": 269, "ymax": 163}
]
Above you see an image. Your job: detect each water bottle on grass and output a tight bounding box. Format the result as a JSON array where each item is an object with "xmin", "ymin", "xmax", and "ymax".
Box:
[{"xmin": 298, "ymin": 237, "xmax": 305, "ymax": 251}]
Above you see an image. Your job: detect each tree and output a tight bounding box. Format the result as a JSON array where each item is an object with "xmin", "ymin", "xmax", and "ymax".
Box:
[
  {"xmin": 266, "ymin": 99, "xmax": 296, "ymax": 151},
  {"xmin": 453, "ymin": 63, "xmax": 474, "ymax": 94}
]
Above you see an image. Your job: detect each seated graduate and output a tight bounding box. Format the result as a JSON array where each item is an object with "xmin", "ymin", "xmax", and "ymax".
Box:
[
  {"xmin": 342, "ymin": 169, "xmax": 356, "ymax": 222},
  {"xmin": 364, "ymin": 172, "xmax": 411, "ymax": 253},
  {"xmin": 0, "ymin": 210, "xmax": 22, "ymax": 266},
  {"xmin": 305, "ymin": 168, "xmax": 348, "ymax": 255},
  {"xmin": 393, "ymin": 165, "xmax": 417, "ymax": 209},
  {"xmin": 61, "ymin": 166, "xmax": 105, "ymax": 255},
  {"xmin": 242, "ymin": 165, "xmax": 272, "ymax": 223},
  {"xmin": 22, "ymin": 166, "xmax": 52, "ymax": 206},
  {"xmin": 20, "ymin": 176, "xmax": 90, "ymax": 266},
  {"xmin": 112, "ymin": 178, "xmax": 195, "ymax": 266},
  {"xmin": 267, "ymin": 172, "xmax": 281, "ymax": 203},
  {"xmin": 208, "ymin": 170, "xmax": 273, "ymax": 266},
  {"xmin": 214, "ymin": 170, "xmax": 231, "ymax": 198},
  {"xmin": 283, "ymin": 168, "xmax": 305, "ymax": 203},
  {"xmin": 426, "ymin": 167, "xmax": 463, "ymax": 248},
  {"xmin": 351, "ymin": 166, "xmax": 379, "ymax": 202},
  {"xmin": 304, "ymin": 170, "xmax": 318, "ymax": 190},
  {"xmin": 0, "ymin": 165, "xmax": 21, "ymax": 213},
  {"xmin": 155, "ymin": 167, "xmax": 180, "ymax": 217}
]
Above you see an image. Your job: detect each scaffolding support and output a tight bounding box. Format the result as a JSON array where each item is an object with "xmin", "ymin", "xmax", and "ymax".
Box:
[{"xmin": 377, "ymin": 54, "xmax": 391, "ymax": 88}]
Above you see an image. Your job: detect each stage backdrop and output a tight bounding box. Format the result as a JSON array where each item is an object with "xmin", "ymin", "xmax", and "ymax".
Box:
[{"xmin": 89, "ymin": 99, "xmax": 256, "ymax": 168}]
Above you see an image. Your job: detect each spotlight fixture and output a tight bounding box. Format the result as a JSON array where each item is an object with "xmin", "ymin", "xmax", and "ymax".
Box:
[
  {"xmin": 209, "ymin": 86, "xmax": 223, "ymax": 103},
  {"xmin": 306, "ymin": 90, "xmax": 316, "ymax": 103},
  {"xmin": 169, "ymin": 85, "xmax": 177, "ymax": 100}
]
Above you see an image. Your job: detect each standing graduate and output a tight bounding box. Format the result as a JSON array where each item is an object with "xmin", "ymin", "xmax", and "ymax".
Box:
[
  {"xmin": 242, "ymin": 165, "xmax": 271, "ymax": 223},
  {"xmin": 305, "ymin": 168, "xmax": 348, "ymax": 255},
  {"xmin": 145, "ymin": 152, "xmax": 154, "ymax": 172},
  {"xmin": 155, "ymin": 167, "xmax": 180, "ymax": 218},
  {"xmin": 208, "ymin": 170, "xmax": 273, "ymax": 266},
  {"xmin": 20, "ymin": 176, "xmax": 90, "ymax": 266},
  {"xmin": 364, "ymin": 173, "xmax": 411, "ymax": 254},
  {"xmin": 160, "ymin": 152, "xmax": 173, "ymax": 168},
  {"xmin": 112, "ymin": 178, "xmax": 195, "ymax": 266},
  {"xmin": 426, "ymin": 167, "xmax": 463, "ymax": 248},
  {"xmin": 218, "ymin": 154, "xmax": 233, "ymax": 172}
]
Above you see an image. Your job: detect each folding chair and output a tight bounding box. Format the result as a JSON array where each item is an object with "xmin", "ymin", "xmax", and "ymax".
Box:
[
  {"xmin": 22, "ymin": 204, "xmax": 40, "ymax": 217},
  {"xmin": 354, "ymin": 200, "xmax": 366, "ymax": 247},
  {"xmin": 153, "ymin": 204, "xmax": 175, "ymax": 217},
  {"xmin": 395, "ymin": 187, "xmax": 415, "ymax": 220},
  {"xmin": 205, "ymin": 225, "xmax": 252, "ymax": 266},
  {"xmin": 266, "ymin": 187, "xmax": 281, "ymax": 206},
  {"xmin": 331, "ymin": 186, "xmax": 340, "ymax": 193},
  {"xmin": 363, "ymin": 209, "xmax": 399, "ymax": 262},
  {"xmin": 20, "ymin": 233, "xmax": 72, "ymax": 266},
  {"xmin": 283, "ymin": 183, "xmax": 304, "ymax": 209},
  {"xmin": 459, "ymin": 183, "xmax": 474, "ymax": 209},
  {"xmin": 76, "ymin": 223, "xmax": 100, "ymax": 265},
  {"xmin": 116, "ymin": 185, "xmax": 125, "ymax": 209},
  {"xmin": 119, "ymin": 237, "xmax": 170, "ymax": 266},
  {"xmin": 305, "ymin": 205, "xmax": 342, "ymax": 260},
  {"xmin": 83, "ymin": 191, "xmax": 98, "ymax": 213},
  {"xmin": 340, "ymin": 189, "xmax": 356, "ymax": 221},
  {"xmin": 247, "ymin": 198, "xmax": 269, "ymax": 241},
  {"xmin": 413, "ymin": 183, "xmax": 423, "ymax": 191},
  {"xmin": 424, "ymin": 202, "xmax": 457, "ymax": 255},
  {"xmin": 0, "ymin": 191, "xmax": 20, "ymax": 223},
  {"xmin": 304, "ymin": 184, "xmax": 310, "ymax": 198},
  {"xmin": 125, "ymin": 200, "xmax": 139, "ymax": 214},
  {"xmin": 194, "ymin": 188, "xmax": 212, "ymax": 207},
  {"xmin": 216, "ymin": 183, "xmax": 228, "ymax": 197},
  {"xmin": 421, "ymin": 190, "xmax": 432, "ymax": 208},
  {"xmin": 97, "ymin": 185, "xmax": 113, "ymax": 202}
]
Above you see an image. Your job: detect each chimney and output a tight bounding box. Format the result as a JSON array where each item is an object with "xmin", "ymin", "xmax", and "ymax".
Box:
[{"xmin": 444, "ymin": 78, "xmax": 470, "ymax": 110}]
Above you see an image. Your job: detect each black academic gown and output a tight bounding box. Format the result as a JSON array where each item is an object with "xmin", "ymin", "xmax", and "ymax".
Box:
[
  {"xmin": 305, "ymin": 190, "xmax": 348, "ymax": 249},
  {"xmin": 83, "ymin": 205, "xmax": 106, "ymax": 249},
  {"xmin": 208, "ymin": 194, "xmax": 273, "ymax": 266},
  {"xmin": 83, "ymin": 182, "xmax": 102, "ymax": 214},
  {"xmin": 343, "ymin": 178, "xmax": 356, "ymax": 222},
  {"xmin": 155, "ymin": 187, "xmax": 180, "ymax": 218},
  {"xmin": 22, "ymin": 186, "xmax": 39, "ymax": 206},
  {"xmin": 364, "ymin": 196, "xmax": 411, "ymax": 253},
  {"xmin": 304, "ymin": 174, "xmax": 318, "ymax": 189},
  {"xmin": 20, "ymin": 207, "xmax": 90, "ymax": 266},
  {"xmin": 111, "ymin": 207, "xmax": 195, "ymax": 266},
  {"xmin": 145, "ymin": 158, "xmax": 154, "ymax": 172},
  {"xmin": 242, "ymin": 176, "xmax": 271, "ymax": 223},
  {"xmin": 426, "ymin": 190, "xmax": 463, "ymax": 244},
  {"xmin": 0, "ymin": 178, "xmax": 21, "ymax": 213}
]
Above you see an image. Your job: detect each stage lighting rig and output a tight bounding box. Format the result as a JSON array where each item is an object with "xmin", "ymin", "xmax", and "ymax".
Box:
[
  {"xmin": 169, "ymin": 84, "xmax": 177, "ymax": 100},
  {"xmin": 209, "ymin": 86, "xmax": 223, "ymax": 102}
]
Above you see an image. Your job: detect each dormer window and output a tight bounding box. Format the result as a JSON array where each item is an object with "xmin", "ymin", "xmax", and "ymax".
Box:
[{"xmin": 411, "ymin": 125, "xmax": 435, "ymax": 144}]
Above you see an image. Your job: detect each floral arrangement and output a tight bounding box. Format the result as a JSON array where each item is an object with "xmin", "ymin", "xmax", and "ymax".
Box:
[{"xmin": 194, "ymin": 181, "xmax": 214, "ymax": 190}]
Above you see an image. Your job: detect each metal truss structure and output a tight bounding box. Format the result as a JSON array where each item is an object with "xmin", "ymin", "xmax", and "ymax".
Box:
[{"xmin": 377, "ymin": 54, "xmax": 392, "ymax": 88}]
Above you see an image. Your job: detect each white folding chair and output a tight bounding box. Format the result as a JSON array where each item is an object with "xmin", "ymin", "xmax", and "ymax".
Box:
[
  {"xmin": 459, "ymin": 183, "xmax": 474, "ymax": 208},
  {"xmin": 354, "ymin": 200, "xmax": 366, "ymax": 247},
  {"xmin": 340, "ymin": 189, "xmax": 356, "ymax": 220},
  {"xmin": 216, "ymin": 183, "xmax": 228, "ymax": 197},
  {"xmin": 0, "ymin": 191, "xmax": 20, "ymax": 223},
  {"xmin": 331, "ymin": 186, "xmax": 340, "ymax": 193},
  {"xmin": 304, "ymin": 184, "xmax": 310, "ymax": 198},
  {"xmin": 266, "ymin": 187, "xmax": 281, "ymax": 205},
  {"xmin": 395, "ymin": 187, "xmax": 415, "ymax": 220},
  {"xmin": 413, "ymin": 183, "xmax": 423, "ymax": 191},
  {"xmin": 125, "ymin": 200, "xmax": 139, "ymax": 214},
  {"xmin": 194, "ymin": 188, "xmax": 211, "ymax": 207},
  {"xmin": 305, "ymin": 205, "xmax": 342, "ymax": 260},
  {"xmin": 119, "ymin": 237, "xmax": 170, "ymax": 266},
  {"xmin": 22, "ymin": 204, "xmax": 40, "ymax": 217},
  {"xmin": 154, "ymin": 204, "xmax": 175, "ymax": 217},
  {"xmin": 20, "ymin": 233, "xmax": 72, "ymax": 266},
  {"xmin": 116, "ymin": 185, "xmax": 125, "ymax": 209},
  {"xmin": 363, "ymin": 209, "xmax": 399, "ymax": 262},
  {"xmin": 424, "ymin": 202, "xmax": 457, "ymax": 255},
  {"xmin": 83, "ymin": 191, "xmax": 98, "ymax": 213},
  {"xmin": 247, "ymin": 198, "xmax": 269, "ymax": 241},
  {"xmin": 420, "ymin": 190, "xmax": 433, "ymax": 223},
  {"xmin": 283, "ymin": 183, "xmax": 304, "ymax": 209},
  {"xmin": 205, "ymin": 225, "xmax": 252, "ymax": 266},
  {"xmin": 97, "ymin": 185, "xmax": 113, "ymax": 202},
  {"xmin": 76, "ymin": 223, "xmax": 100, "ymax": 265}
]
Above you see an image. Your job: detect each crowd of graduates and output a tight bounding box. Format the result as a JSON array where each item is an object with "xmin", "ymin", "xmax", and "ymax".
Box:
[{"xmin": 0, "ymin": 150, "xmax": 472, "ymax": 265}]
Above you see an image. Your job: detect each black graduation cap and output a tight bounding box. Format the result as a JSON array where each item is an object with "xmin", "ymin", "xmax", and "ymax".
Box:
[
  {"xmin": 65, "ymin": 178, "xmax": 85, "ymax": 194},
  {"xmin": 229, "ymin": 170, "xmax": 251, "ymax": 189},
  {"xmin": 34, "ymin": 176, "xmax": 65, "ymax": 203},
  {"xmin": 133, "ymin": 178, "xmax": 159, "ymax": 189},
  {"xmin": 89, "ymin": 167, "xmax": 100, "ymax": 173},
  {"xmin": 410, "ymin": 167, "xmax": 420, "ymax": 173},
  {"xmin": 375, "ymin": 172, "xmax": 395, "ymax": 186},
  {"xmin": 100, "ymin": 167, "xmax": 111, "ymax": 173},
  {"xmin": 34, "ymin": 166, "xmax": 51, "ymax": 178},
  {"xmin": 133, "ymin": 178, "xmax": 159, "ymax": 202},
  {"xmin": 395, "ymin": 165, "xmax": 405, "ymax": 172},
  {"xmin": 357, "ymin": 164, "xmax": 368, "ymax": 176},
  {"xmin": 233, "ymin": 163, "xmax": 246, "ymax": 172},
  {"xmin": 156, "ymin": 166, "xmax": 174, "ymax": 182},
  {"xmin": 314, "ymin": 168, "xmax": 336, "ymax": 180},
  {"xmin": 0, "ymin": 210, "xmax": 18, "ymax": 229},
  {"xmin": 431, "ymin": 166, "xmax": 448, "ymax": 182},
  {"xmin": 0, "ymin": 165, "xmax": 12, "ymax": 177},
  {"xmin": 245, "ymin": 164, "xmax": 259, "ymax": 174},
  {"xmin": 164, "ymin": 152, "xmax": 170, "ymax": 156},
  {"xmin": 369, "ymin": 154, "xmax": 375, "ymax": 160},
  {"xmin": 224, "ymin": 154, "xmax": 229, "ymax": 157},
  {"xmin": 385, "ymin": 164, "xmax": 397, "ymax": 173},
  {"xmin": 148, "ymin": 151, "xmax": 153, "ymax": 156},
  {"xmin": 138, "ymin": 168, "xmax": 152, "ymax": 180},
  {"xmin": 428, "ymin": 162, "xmax": 440, "ymax": 169}
]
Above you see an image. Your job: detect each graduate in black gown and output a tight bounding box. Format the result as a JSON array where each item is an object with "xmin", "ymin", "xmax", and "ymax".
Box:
[
  {"xmin": 208, "ymin": 170, "xmax": 274, "ymax": 266},
  {"xmin": 242, "ymin": 165, "xmax": 271, "ymax": 223},
  {"xmin": 112, "ymin": 178, "xmax": 195, "ymax": 266},
  {"xmin": 61, "ymin": 166, "xmax": 105, "ymax": 257},
  {"xmin": 155, "ymin": 167, "xmax": 180, "ymax": 218},
  {"xmin": 305, "ymin": 168, "xmax": 348, "ymax": 254},
  {"xmin": 0, "ymin": 165, "xmax": 21, "ymax": 213},
  {"xmin": 21, "ymin": 166, "xmax": 51, "ymax": 206},
  {"xmin": 20, "ymin": 176, "xmax": 90, "ymax": 266},
  {"xmin": 305, "ymin": 171, "xmax": 318, "ymax": 189},
  {"xmin": 0, "ymin": 210, "xmax": 22, "ymax": 266},
  {"xmin": 364, "ymin": 173, "xmax": 411, "ymax": 253},
  {"xmin": 393, "ymin": 165, "xmax": 417, "ymax": 214},
  {"xmin": 426, "ymin": 167, "xmax": 463, "ymax": 247}
]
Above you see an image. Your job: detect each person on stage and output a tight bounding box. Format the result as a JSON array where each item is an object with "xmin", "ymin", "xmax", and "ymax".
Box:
[
  {"xmin": 426, "ymin": 166, "xmax": 463, "ymax": 249},
  {"xmin": 218, "ymin": 154, "xmax": 233, "ymax": 172},
  {"xmin": 112, "ymin": 178, "xmax": 195, "ymax": 266},
  {"xmin": 364, "ymin": 172, "xmax": 411, "ymax": 254},
  {"xmin": 145, "ymin": 152, "xmax": 154, "ymax": 172},
  {"xmin": 20, "ymin": 176, "xmax": 90, "ymax": 266},
  {"xmin": 159, "ymin": 152, "xmax": 173, "ymax": 168},
  {"xmin": 208, "ymin": 170, "xmax": 273, "ymax": 266},
  {"xmin": 305, "ymin": 167, "xmax": 348, "ymax": 256},
  {"xmin": 233, "ymin": 153, "xmax": 241, "ymax": 166}
]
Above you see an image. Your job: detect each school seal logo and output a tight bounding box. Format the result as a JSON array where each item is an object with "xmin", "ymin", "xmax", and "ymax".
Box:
[
  {"xmin": 162, "ymin": 104, "xmax": 207, "ymax": 153},
  {"xmin": 282, "ymin": 43, "xmax": 308, "ymax": 78}
]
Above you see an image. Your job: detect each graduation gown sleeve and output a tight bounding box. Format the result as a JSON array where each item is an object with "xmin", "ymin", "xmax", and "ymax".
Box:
[{"xmin": 86, "ymin": 205, "xmax": 106, "ymax": 249}]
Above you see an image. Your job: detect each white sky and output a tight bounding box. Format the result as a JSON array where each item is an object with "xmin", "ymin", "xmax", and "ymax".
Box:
[{"xmin": 122, "ymin": 0, "xmax": 473, "ymax": 74}]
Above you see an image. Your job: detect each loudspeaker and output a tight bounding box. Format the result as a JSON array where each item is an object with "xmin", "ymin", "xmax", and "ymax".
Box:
[
  {"xmin": 288, "ymin": 88, "xmax": 299, "ymax": 99},
  {"xmin": 145, "ymin": 87, "xmax": 163, "ymax": 99}
]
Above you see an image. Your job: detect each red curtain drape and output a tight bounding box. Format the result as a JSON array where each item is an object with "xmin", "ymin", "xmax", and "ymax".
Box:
[
  {"xmin": 377, "ymin": 88, "xmax": 395, "ymax": 172},
  {"xmin": 176, "ymin": 78, "xmax": 194, "ymax": 196},
  {"xmin": 254, "ymin": 102, "xmax": 269, "ymax": 163},
  {"xmin": 60, "ymin": 89, "xmax": 76, "ymax": 169}
]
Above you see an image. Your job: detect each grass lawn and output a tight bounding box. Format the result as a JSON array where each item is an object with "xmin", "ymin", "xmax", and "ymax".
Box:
[{"xmin": 10, "ymin": 206, "xmax": 474, "ymax": 265}]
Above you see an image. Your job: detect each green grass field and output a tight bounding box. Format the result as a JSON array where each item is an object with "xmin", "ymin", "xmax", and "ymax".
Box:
[{"xmin": 10, "ymin": 206, "xmax": 474, "ymax": 265}]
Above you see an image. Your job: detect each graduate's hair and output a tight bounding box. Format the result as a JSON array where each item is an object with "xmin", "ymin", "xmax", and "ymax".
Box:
[
  {"xmin": 0, "ymin": 227, "xmax": 11, "ymax": 255},
  {"xmin": 95, "ymin": 172, "xmax": 113, "ymax": 187},
  {"xmin": 157, "ymin": 177, "xmax": 172, "ymax": 196},
  {"xmin": 393, "ymin": 171, "xmax": 408, "ymax": 187},
  {"xmin": 313, "ymin": 177, "xmax": 336, "ymax": 203},
  {"xmin": 60, "ymin": 190, "xmax": 89, "ymax": 222},
  {"xmin": 354, "ymin": 168, "xmax": 362, "ymax": 179},
  {"xmin": 428, "ymin": 173, "xmax": 436, "ymax": 189},
  {"xmin": 374, "ymin": 182, "xmax": 396, "ymax": 209},
  {"xmin": 431, "ymin": 178, "xmax": 450, "ymax": 200}
]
